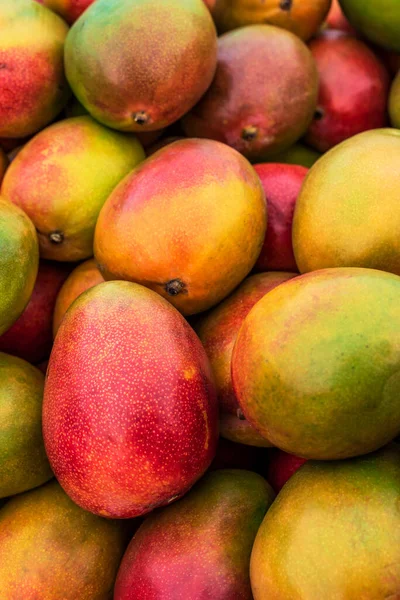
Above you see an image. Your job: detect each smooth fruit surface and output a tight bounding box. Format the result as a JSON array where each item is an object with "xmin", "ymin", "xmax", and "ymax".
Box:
[
  {"xmin": 389, "ymin": 70, "xmax": 400, "ymax": 128},
  {"xmin": 0, "ymin": 0, "xmax": 70, "ymax": 138},
  {"xmin": 38, "ymin": 0, "xmax": 95, "ymax": 24},
  {"xmin": 0, "ymin": 353, "xmax": 52, "ymax": 498},
  {"xmin": 254, "ymin": 164, "xmax": 307, "ymax": 271},
  {"xmin": 94, "ymin": 139, "xmax": 266, "ymax": 315},
  {"xmin": 266, "ymin": 449, "xmax": 307, "ymax": 493},
  {"xmin": 0, "ymin": 149, "xmax": 8, "ymax": 183},
  {"xmin": 293, "ymin": 129, "xmax": 400, "ymax": 275},
  {"xmin": 339, "ymin": 0, "xmax": 400, "ymax": 52},
  {"xmin": 211, "ymin": 0, "xmax": 331, "ymax": 40},
  {"xmin": 65, "ymin": 0, "xmax": 217, "ymax": 132},
  {"xmin": 182, "ymin": 26, "xmax": 318, "ymax": 161},
  {"xmin": 43, "ymin": 281, "xmax": 218, "ymax": 518},
  {"xmin": 232, "ymin": 267, "xmax": 400, "ymax": 459},
  {"xmin": 0, "ymin": 197, "xmax": 39, "ymax": 336},
  {"xmin": 114, "ymin": 470, "xmax": 275, "ymax": 600},
  {"xmin": 261, "ymin": 143, "xmax": 321, "ymax": 168},
  {"xmin": 0, "ymin": 480, "xmax": 127, "ymax": 599},
  {"xmin": 53, "ymin": 259, "xmax": 104, "ymax": 336},
  {"xmin": 326, "ymin": 0, "xmax": 356, "ymax": 33},
  {"xmin": 2, "ymin": 116, "xmax": 145, "ymax": 262},
  {"xmin": 251, "ymin": 444, "xmax": 400, "ymax": 599},
  {"xmin": 306, "ymin": 31, "xmax": 389, "ymax": 152}
]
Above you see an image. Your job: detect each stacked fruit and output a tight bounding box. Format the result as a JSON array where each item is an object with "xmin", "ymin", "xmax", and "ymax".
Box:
[{"xmin": 0, "ymin": 0, "xmax": 400, "ymax": 598}]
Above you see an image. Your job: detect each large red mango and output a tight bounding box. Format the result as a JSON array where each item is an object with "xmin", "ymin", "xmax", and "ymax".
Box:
[{"xmin": 43, "ymin": 281, "xmax": 218, "ymax": 519}]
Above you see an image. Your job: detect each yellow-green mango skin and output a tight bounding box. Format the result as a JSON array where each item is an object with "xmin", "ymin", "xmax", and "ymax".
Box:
[
  {"xmin": 258, "ymin": 142, "xmax": 321, "ymax": 168},
  {"xmin": 0, "ymin": 480, "xmax": 128, "ymax": 600},
  {"xmin": 0, "ymin": 198, "xmax": 39, "ymax": 335},
  {"xmin": 114, "ymin": 470, "xmax": 275, "ymax": 600},
  {"xmin": 292, "ymin": 129, "xmax": 400, "ymax": 275},
  {"xmin": 0, "ymin": 353, "xmax": 52, "ymax": 498},
  {"xmin": 232, "ymin": 267, "xmax": 400, "ymax": 460},
  {"xmin": 1, "ymin": 116, "xmax": 145, "ymax": 262},
  {"xmin": 389, "ymin": 71, "xmax": 400, "ymax": 129},
  {"xmin": 251, "ymin": 444, "xmax": 400, "ymax": 600},
  {"xmin": 339, "ymin": 0, "xmax": 400, "ymax": 52}
]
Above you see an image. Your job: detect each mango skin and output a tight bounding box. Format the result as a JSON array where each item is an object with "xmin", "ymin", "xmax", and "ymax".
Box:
[
  {"xmin": 114, "ymin": 470, "xmax": 275, "ymax": 600},
  {"xmin": 38, "ymin": 0, "xmax": 94, "ymax": 24},
  {"xmin": 259, "ymin": 142, "xmax": 321, "ymax": 168},
  {"xmin": 0, "ymin": 198, "xmax": 39, "ymax": 336},
  {"xmin": 53, "ymin": 258, "xmax": 104, "ymax": 336},
  {"xmin": 212, "ymin": 0, "xmax": 331, "ymax": 40},
  {"xmin": 293, "ymin": 129, "xmax": 400, "ymax": 275},
  {"xmin": 65, "ymin": 0, "xmax": 217, "ymax": 132},
  {"xmin": 183, "ymin": 25, "xmax": 318, "ymax": 161},
  {"xmin": 0, "ymin": 149, "xmax": 8, "ymax": 183},
  {"xmin": 339, "ymin": 0, "xmax": 400, "ymax": 52},
  {"xmin": 0, "ymin": 480, "xmax": 127, "ymax": 599},
  {"xmin": 232, "ymin": 267, "xmax": 400, "ymax": 460},
  {"xmin": 43, "ymin": 281, "xmax": 218, "ymax": 519},
  {"xmin": 251, "ymin": 444, "xmax": 400, "ymax": 600},
  {"xmin": 0, "ymin": 353, "xmax": 52, "ymax": 498},
  {"xmin": 196, "ymin": 273, "xmax": 295, "ymax": 446},
  {"xmin": 389, "ymin": 71, "xmax": 400, "ymax": 128},
  {"xmin": 94, "ymin": 139, "xmax": 267, "ymax": 315},
  {"xmin": 0, "ymin": 0, "xmax": 70, "ymax": 138},
  {"xmin": 2, "ymin": 116, "xmax": 145, "ymax": 262}
]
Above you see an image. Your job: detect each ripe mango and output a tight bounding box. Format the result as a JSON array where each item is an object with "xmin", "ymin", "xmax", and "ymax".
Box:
[
  {"xmin": 37, "ymin": 0, "xmax": 94, "ymax": 24},
  {"xmin": 339, "ymin": 0, "xmax": 400, "ymax": 52}
]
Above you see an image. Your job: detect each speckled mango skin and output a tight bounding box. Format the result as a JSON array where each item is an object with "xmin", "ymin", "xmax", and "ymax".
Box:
[
  {"xmin": 0, "ymin": 480, "xmax": 127, "ymax": 599},
  {"xmin": 65, "ymin": 0, "xmax": 217, "ymax": 132},
  {"xmin": 94, "ymin": 139, "xmax": 267, "ymax": 316},
  {"xmin": 43, "ymin": 281, "xmax": 218, "ymax": 519},
  {"xmin": 389, "ymin": 71, "xmax": 400, "ymax": 128},
  {"xmin": 53, "ymin": 258, "xmax": 104, "ymax": 336},
  {"xmin": 0, "ymin": 0, "xmax": 70, "ymax": 139},
  {"xmin": 196, "ymin": 273, "xmax": 295, "ymax": 446},
  {"xmin": 0, "ymin": 197, "xmax": 39, "ymax": 336},
  {"xmin": 114, "ymin": 470, "xmax": 275, "ymax": 600},
  {"xmin": 182, "ymin": 26, "xmax": 318, "ymax": 161},
  {"xmin": 251, "ymin": 444, "xmax": 400, "ymax": 600},
  {"xmin": 211, "ymin": 0, "xmax": 331, "ymax": 40},
  {"xmin": 232, "ymin": 267, "xmax": 400, "ymax": 460},
  {"xmin": 39, "ymin": 0, "xmax": 94, "ymax": 24},
  {"xmin": 0, "ymin": 353, "xmax": 52, "ymax": 498},
  {"xmin": 1, "ymin": 116, "xmax": 145, "ymax": 262},
  {"xmin": 293, "ymin": 129, "xmax": 400, "ymax": 275},
  {"xmin": 339, "ymin": 0, "xmax": 400, "ymax": 52}
]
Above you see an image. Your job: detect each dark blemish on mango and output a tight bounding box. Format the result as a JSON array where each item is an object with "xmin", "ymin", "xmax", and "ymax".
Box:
[
  {"xmin": 279, "ymin": 0, "xmax": 292, "ymax": 10},
  {"xmin": 133, "ymin": 111, "xmax": 150, "ymax": 126},
  {"xmin": 314, "ymin": 107, "xmax": 325, "ymax": 121},
  {"xmin": 49, "ymin": 231, "xmax": 64, "ymax": 244},
  {"xmin": 241, "ymin": 125, "xmax": 258, "ymax": 142},
  {"xmin": 165, "ymin": 279, "xmax": 187, "ymax": 297}
]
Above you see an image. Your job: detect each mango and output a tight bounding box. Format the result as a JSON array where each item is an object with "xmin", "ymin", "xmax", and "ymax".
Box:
[
  {"xmin": 38, "ymin": 0, "xmax": 95, "ymax": 24},
  {"xmin": 65, "ymin": 0, "xmax": 217, "ymax": 132},
  {"xmin": 293, "ymin": 129, "xmax": 400, "ymax": 275},
  {"xmin": 53, "ymin": 259, "xmax": 104, "ymax": 336},
  {"xmin": 232, "ymin": 267, "xmax": 400, "ymax": 459},
  {"xmin": 0, "ymin": 149, "xmax": 8, "ymax": 183},
  {"xmin": 306, "ymin": 31, "xmax": 389, "ymax": 153},
  {"xmin": 0, "ymin": 353, "xmax": 52, "ymax": 498},
  {"xmin": 2, "ymin": 116, "xmax": 145, "ymax": 262},
  {"xmin": 325, "ymin": 0, "xmax": 357, "ymax": 33},
  {"xmin": 0, "ymin": 0, "xmax": 70, "ymax": 138},
  {"xmin": 260, "ymin": 142, "xmax": 321, "ymax": 168},
  {"xmin": 182, "ymin": 25, "xmax": 318, "ymax": 161},
  {"xmin": 0, "ymin": 198, "xmax": 39, "ymax": 336},
  {"xmin": 0, "ymin": 261, "xmax": 70, "ymax": 363},
  {"xmin": 114, "ymin": 470, "xmax": 275, "ymax": 600},
  {"xmin": 339, "ymin": 0, "xmax": 400, "ymax": 52},
  {"xmin": 251, "ymin": 444, "xmax": 400, "ymax": 600},
  {"xmin": 389, "ymin": 71, "xmax": 400, "ymax": 128},
  {"xmin": 265, "ymin": 449, "xmax": 307, "ymax": 493},
  {"xmin": 0, "ymin": 480, "xmax": 127, "ymax": 599},
  {"xmin": 94, "ymin": 139, "xmax": 266, "ymax": 315},
  {"xmin": 197, "ymin": 273, "xmax": 295, "ymax": 446},
  {"xmin": 211, "ymin": 0, "xmax": 331, "ymax": 40},
  {"xmin": 43, "ymin": 281, "xmax": 218, "ymax": 518}
]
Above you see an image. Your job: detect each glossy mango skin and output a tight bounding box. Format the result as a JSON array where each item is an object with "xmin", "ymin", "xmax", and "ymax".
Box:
[
  {"xmin": 43, "ymin": 281, "xmax": 218, "ymax": 519},
  {"xmin": 65, "ymin": 0, "xmax": 217, "ymax": 132},
  {"xmin": 212, "ymin": 0, "xmax": 331, "ymax": 40},
  {"xmin": 196, "ymin": 273, "xmax": 295, "ymax": 446},
  {"xmin": 232, "ymin": 267, "xmax": 400, "ymax": 460},
  {"xmin": 251, "ymin": 444, "xmax": 400, "ymax": 600},
  {"xmin": 339, "ymin": 0, "xmax": 400, "ymax": 52},
  {"xmin": 0, "ymin": 197, "xmax": 39, "ymax": 336},
  {"xmin": 293, "ymin": 129, "xmax": 400, "ymax": 275},
  {"xmin": 94, "ymin": 139, "xmax": 267, "ymax": 316},
  {"xmin": 2, "ymin": 116, "xmax": 145, "ymax": 262},
  {"xmin": 115, "ymin": 470, "xmax": 275, "ymax": 600},
  {"xmin": 0, "ymin": 480, "xmax": 127, "ymax": 599},
  {"xmin": 53, "ymin": 258, "xmax": 104, "ymax": 336},
  {"xmin": 182, "ymin": 26, "xmax": 318, "ymax": 161},
  {"xmin": 0, "ymin": 353, "xmax": 52, "ymax": 498},
  {"xmin": 0, "ymin": 0, "xmax": 70, "ymax": 139}
]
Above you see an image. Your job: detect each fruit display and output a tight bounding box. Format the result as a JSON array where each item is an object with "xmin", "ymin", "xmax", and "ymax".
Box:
[{"xmin": 1, "ymin": 0, "xmax": 400, "ymax": 597}]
